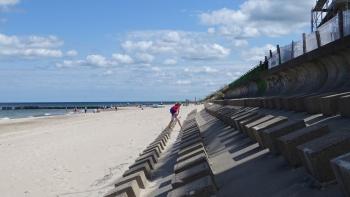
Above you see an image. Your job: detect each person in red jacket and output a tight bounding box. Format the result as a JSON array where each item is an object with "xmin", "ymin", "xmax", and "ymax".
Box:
[{"xmin": 167, "ymin": 103, "xmax": 182, "ymax": 130}]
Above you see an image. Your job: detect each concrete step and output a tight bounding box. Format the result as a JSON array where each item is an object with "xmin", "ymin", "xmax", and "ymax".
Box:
[
  {"xmin": 141, "ymin": 147, "xmax": 160, "ymax": 158},
  {"xmin": 104, "ymin": 180, "xmax": 140, "ymax": 197},
  {"xmin": 114, "ymin": 171, "xmax": 148, "ymax": 189},
  {"xmin": 124, "ymin": 162, "xmax": 152, "ymax": 179},
  {"xmin": 331, "ymin": 152, "xmax": 350, "ymax": 197},
  {"xmin": 167, "ymin": 175, "xmax": 217, "ymax": 197},
  {"xmin": 260, "ymin": 119, "xmax": 306, "ymax": 154},
  {"xmin": 172, "ymin": 162, "xmax": 213, "ymax": 189},
  {"xmin": 339, "ymin": 95, "xmax": 350, "ymax": 118},
  {"xmin": 277, "ymin": 124, "xmax": 330, "ymax": 167},
  {"xmin": 178, "ymin": 142, "xmax": 204, "ymax": 157},
  {"xmin": 233, "ymin": 111, "xmax": 258, "ymax": 130},
  {"xmin": 177, "ymin": 147, "xmax": 207, "ymax": 163},
  {"xmin": 297, "ymin": 132, "xmax": 350, "ymax": 183},
  {"xmin": 174, "ymin": 153, "xmax": 208, "ymax": 174},
  {"xmin": 238, "ymin": 114, "xmax": 265, "ymax": 134},
  {"xmin": 251, "ymin": 116, "xmax": 288, "ymax": 146},
  {"xmin": 136, "ymin": 151, "xmax": 158, "ymax": 164},
  {"xmin": 244, "ymin": 115, "xmax": 275, "ymax": 140},
  {"xmin": 179, "ymin": 138, "xmax": 203, "ymax": 150},
  {"xmin": 130, "ymin": 156, "xmax": 156, "ymax": 170}
]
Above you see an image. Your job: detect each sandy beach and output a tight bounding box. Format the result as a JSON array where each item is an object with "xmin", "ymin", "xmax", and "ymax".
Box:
[{"xmin": 0, "ymin": 105, "xmax": 199, "ymax": 197}]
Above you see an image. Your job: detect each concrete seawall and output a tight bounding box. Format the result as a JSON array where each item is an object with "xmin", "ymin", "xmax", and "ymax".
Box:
[{"xmin": 223, "ymin": 35, "xmax": 350, "ymax": 99}]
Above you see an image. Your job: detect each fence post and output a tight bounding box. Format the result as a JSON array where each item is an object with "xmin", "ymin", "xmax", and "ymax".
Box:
[
  {"xmin": 302, "ymin": 33, "xmax": 307, "ymax": 54},
  {"xmin": 277, "ymin": 45, "xmax": 281, "ymax": 65},
  {"xmin": 315, "ymin": 31, "xmax": 321, "ymax": 48},
  {"xmin": 291, "ymin": 41, "xmax": 294, "ymax": 59},
  {"xmin": 338, "ymin": 11, "xmax": 344, "ymax": 38}
]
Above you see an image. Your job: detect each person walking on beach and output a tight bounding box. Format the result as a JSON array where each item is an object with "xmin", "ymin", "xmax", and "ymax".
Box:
[{"xmin": 167, "ymin": 103, "xmax": 182, "ymax": 130}]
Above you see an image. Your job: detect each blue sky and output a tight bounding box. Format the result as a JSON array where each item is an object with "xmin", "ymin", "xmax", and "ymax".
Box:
[{"xmin": 0, "ymin": 0, "xmax": 314, "ymax": 102}]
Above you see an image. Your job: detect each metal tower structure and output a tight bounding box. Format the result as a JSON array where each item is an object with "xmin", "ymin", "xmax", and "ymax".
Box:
[{"xmin": 311, "ymin": 0, "xmax": 350, "ymax": 32}]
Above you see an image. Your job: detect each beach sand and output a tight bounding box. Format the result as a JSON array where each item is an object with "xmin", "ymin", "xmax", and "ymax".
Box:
[{"xmin": 0, "ymin": 105, "xmax": 199, "ymax": 197}]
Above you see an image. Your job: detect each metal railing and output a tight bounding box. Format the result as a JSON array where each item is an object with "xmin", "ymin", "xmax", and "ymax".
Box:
[{"xmin": 267, "ymin": 10, "xmax": 350, "ymax": 69}]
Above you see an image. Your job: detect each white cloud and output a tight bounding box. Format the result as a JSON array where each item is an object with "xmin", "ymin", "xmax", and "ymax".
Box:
[
  {"xmin": 233, "ymin": 39, "xmax": 248, "ymax": 47},
  {"xmin": 0, "ymin": 48, "xmax": 63, "ymax": 58},
  {"xmin": 135, "ymin": 53, "xmax": 154, "ymax": 63},
  {"xmin": 57, "ymin": 54, "xmax": 118, "ymax": 68},
  {"xmin": 86, "ymin": 54, "xmax": 113, "ymax": 67},
  {"xmin": 200, "ymin": 0, "xmax": 314, "ymax": 38},
  {"xmin": 163, "ymin": 58, "xmax": 177, "ymax": 65},
  {"xmin": 184, "ymin": 66, "xmax": 218, "ymax": 74},
  {"xmin": 66, "ymin": 50, "xmax": 78, "ymax": 57},
  {"xmin": 0, "ymin": 0, "xmax": 19, "ymax": 7},
  {"xmin": 207, "ymin": 27, "xmax": 215, "ymax": 34},
  {"xmin": 0, "ymin": 33, "xmax": 64, "ymax": 58},
  {"xmin": 151, "ymin": 67, "xmax": 161, "ymax": 72},
  {"xmin": 176, "ymin": 80, "xmax": 192, "ymax": 85},
  {"xmin": 241, "ymin": 44, "xmax": 274, "ymax": 62},
  {"xmin": 121, "ymin": 30, "xmax": 231, "ymax": 60},
  {"xmin": 122, "ymin": 40, "xmax": 153, "ymax": 52},
  {"xmin": 103, "ymin": 70, "xmax": 113, "ymax": 76},
  {"xmin": 112, "ymin": 53, "xmax": 134, "ymax": 64}
]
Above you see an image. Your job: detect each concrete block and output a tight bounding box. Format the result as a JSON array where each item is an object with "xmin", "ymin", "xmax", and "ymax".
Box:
[
  {"xmin": 172, "ymin": 162, "xmax": 213, "ymax": 189},
  {"xmin": 179, "ymin": 138, "xmax": 202, "ymax": 150},
  {"xmin": 305, "ymin": 93, "xmax": 333, "ymax": 114},
  {"xmin": 320, "ymin": 92, "xmax": 350, "ymax": 116},
  {"xmin": 291, "ymin": 95, "xmax": 312, "ymax": 112},
  {"xmin": 244, "ymin": 115, "xmax": 274, "ymax": 140},
  {"xmin": 181, "ymin": 132, "xmax": 201, "ymax": 142},
  {"xmin": 174, "ymin": 153, "xmax": 208, "ymax": 174},
  {"xmin": 148, "ymin": 141, "xmax": 164, "ymax": 150},
  {"xmin": 251, "ymin": 116, "xmax": 288, "ymax": 146},
  {"xmin": 281, "ymin": 97, "xmax": 293, "ymax": 110},
  {"xmin": 331, "ymin": 152, "xmax": 350, "ymax": 197},
  {"xmin": 260, "ymin": 119, "xmax": 306, "ymax": 154},
  {"xmin": 225, "ymin": 110, "xmax": 251, "ymax": 128},
  {"xmin": 233, "ymin": 111, "xmax": 258, "ymax": 131},
  {"xmin": 226, "ymin": 98, "xmax": 245, "ymax": 106},
  {"xmin": 297, "ymin": 132, "xmax": 350, "ymax": 182},
  {"xmin": 143, "ymin": 145, "xmax": 162, "ymax": 156},
  {"xmin": 167, "ymin": 175, "xmax": 216, "ymax": 197},
  {"xmin": 277, "ymin": 124, "xmax": 329, "ymax": 167},
  {"xmin": 136, "ymin": 151, "xmax": 158, "ymax": 164},
  {"xmin": 141, "ymin": 147, "xmax": 160, "ymax": 158},
  {"xmin": 114, "ymin": 171, "xmax": 148, "ymax": 189},
  {"xmin": 130, "ymin": 156, "xmax": 156, "ymax": 170},
  {"xmin": 238, "ymin": 114, "xmax": 265, "ymax": 134},
  {"xmin": 182, "ymin": 127, "xmax": 200, "ymax": 135},
  {"xmin": 124, "ymin": 162, "xmax": 152, "ymax": 179},
  {"xmin": 104, "ymin": 180, "xmax": 140, "ymax": 197},
  {"xmin": 178, "ymin": 142, "xmax": 204, "ymax": 157},
  {"xmin": 177, "ymin": 147, "xmax": 207, "ymax": 163},
  {"xmin": 180, "ymin": 135, "xmax": 202, "ymax": 146},
  {"xmin": 339, "ymin": 95, "xmax": 350, "ymax": 118},
  {"xmin": 273, "ymin": 97, "xmax": 282, "ymax": 109}
]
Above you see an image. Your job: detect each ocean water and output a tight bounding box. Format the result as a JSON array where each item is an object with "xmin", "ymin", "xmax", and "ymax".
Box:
[{"xmin": 0, "ymin": 102, "xmax": 172, "ymax": 120}]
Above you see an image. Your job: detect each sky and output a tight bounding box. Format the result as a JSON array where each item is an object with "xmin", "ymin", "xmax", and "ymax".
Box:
[{"xmin": 0, "ymin": 0, "xmax": 315, "ymax": 102}]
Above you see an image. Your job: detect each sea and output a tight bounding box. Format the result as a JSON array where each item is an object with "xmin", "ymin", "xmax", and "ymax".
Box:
[{"xmin": 0, "ymin": 102, "xmax": 173, "ymax": 120}]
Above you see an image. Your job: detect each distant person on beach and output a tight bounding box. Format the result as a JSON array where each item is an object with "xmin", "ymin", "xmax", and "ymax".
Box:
[{"xmin": 167, "ymin": 103, "xmax": 182, "ymax": 130}]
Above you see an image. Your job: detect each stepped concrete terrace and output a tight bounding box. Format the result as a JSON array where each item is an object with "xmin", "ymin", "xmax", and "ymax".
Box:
[
  {"xmin": 102, "ymin": 10, "xmax": 350, "ymax": 197},
  {"xmin": 102, "ymin": 102, "xmax": 350, "ymax": 196}
]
